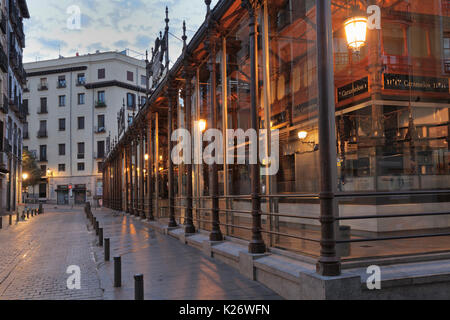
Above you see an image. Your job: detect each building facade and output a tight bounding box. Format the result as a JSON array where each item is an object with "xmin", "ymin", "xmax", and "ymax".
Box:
[
  {"xmin": 102, "ymin": 0, "xmax": 450, "ymax": 298},
  {"xmin": 24, "ymin": 51, "xmax": 147, "ymax": 205},
  {"xmin": 0, "ymin": 0, "xmax": 29, "ymax": 213}
]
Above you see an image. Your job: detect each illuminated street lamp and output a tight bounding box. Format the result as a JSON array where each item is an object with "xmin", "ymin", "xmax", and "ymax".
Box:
[
  {"xmin": 344, "ymin": 8, "xmax": 368, "ymax": 51},
  {"xmin": 198, "ymin": 119, "xmax": 206, "ymax": 133},
  {"xmin": 298, "ymin": 131, "xmax": 308, "ymax": 140},
  {"xmin": 22, "ymin": 173, "xmax": 29, "ymax": 181},
  {"xmin": 144, "ymin": 154, "xmax": 149, "ymax": 161}
]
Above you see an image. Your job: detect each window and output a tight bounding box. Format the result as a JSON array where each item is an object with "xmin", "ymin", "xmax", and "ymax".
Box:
[
  {"xmin": 127, "ymin": 93, "xmax": 136, "ymax": 109},
  {"xmin": 77, "ymin": 73, "xmax": 86, "ymax": 85},
  {"xmin": 39, "ymin": 183, "xmax": 46, "ymax": 198},
  {"xmin": 97, "ymin": 162, "xmax": 103, "ymax": 173},
  {"xmin": 77, "ymin": 163, "xmax": 85, "ymax": 171},
  {"xmin": 57, "ymin": 75, "xmax": 66, "ymax": 88},
  {"xmin": 97, "ymin": 140, "xmax": 105, "ymax": 158},
  {"xmin": 39, "ymin": 78, "xmax": 48, "ymax": 90},
  {"xmin": 58, "ymin": 95, "xmax": 66, "ymax": 107},
  {"xmin": 97, "ymin": 114, "xmax": 105, "ymax": 131},
  {"xmin": 78, "ymin": 117, "xmax": 85, "ymax": 130},
  {"xmin": 77, "ymin": 142, "xmax": 85, "ymax": 159},
  {"xmin": 98, "ymin": 68, "xmax": 105, "ymax": 79},
  {"xmin": 58, "ymin": 118, "xmax": 66, "ymax": 131},
  {"xmin": 141, "ymin": 75, "xmax": 147, "ymax": 86},
  {"xmin": 39, "ymin": 145, "xmax": 47, "ymax": 161},
  {"xmin": 39, "ymin": 97, "xmax": 47, "ymax": 113},
  {"xmin": 38, "ymin": 120, "xmax": 47, "ymax": 137},
  {"xmin": 78, "ymin": 93, "xmax": 85, "ymax": 105},
  {"xmin": 58, "ymin": 144, "xmax": 65, "ymax": 156},
  {"xmin": 140, "ymin": 96, "xmax": 147, "ymax": 107},
  {"xmin": 127, "ymin": 71, "xmax": 134, "ymax": 81},
  {"xmin": 98, "ymin": 91, "xmax": 105, "ymax": 102},
  {"xmin": 58, "ymin": 164, "xmax": 66, "ymax": 172}
]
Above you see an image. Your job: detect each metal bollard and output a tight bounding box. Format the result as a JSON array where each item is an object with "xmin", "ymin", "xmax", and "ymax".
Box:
[
  {"xmin": 98, "ymin": 228, "xmax": 103, "ymax": 246},
  {"xmin": 104, "ymin": 238, "xmax": 110, "ymax": 261},
  {"xmin": 114, "ymin": 256, "xmax": 121, "ymax": 287},
  {"xmin": 134, "ymin": 274, "xmax": 144, "ymax": 300},
  {"xmin": 26, "ymin": 210, "xmax": 29, "ymax": 219},
  {"xmin": 9, "ymin": 215, "xmax": 12, "ymax": 225},
  {"xmin": 16, "ymin": 211, "xmax": 19, "ymax": 222},
  {"xmin": 0, "ymin": 216, "xmax": 2, "ymax": 229}
]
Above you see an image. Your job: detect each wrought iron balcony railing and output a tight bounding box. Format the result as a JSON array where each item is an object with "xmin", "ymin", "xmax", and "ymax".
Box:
[
  {"xmin": 95, "ymin": 101, "xmax": 107, "ymax": 108},
  {"xmin": 37, "ymin": 130, "xmax": 48, "ymax": 138}
]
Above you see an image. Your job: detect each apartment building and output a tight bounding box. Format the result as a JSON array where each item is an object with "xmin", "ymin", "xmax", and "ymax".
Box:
[
  {"xmin": 24, "ymin": 51, "xmax": 147, "ymax": 205},
  {"xmin": 0, "ymin": 0, "xmax": 29, "ymax": 213}
]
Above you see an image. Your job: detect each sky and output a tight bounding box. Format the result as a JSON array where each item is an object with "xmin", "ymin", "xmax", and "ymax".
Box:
[{"xmin": 23, "ymin": 0, "xmax": 218, "ymax": 63}]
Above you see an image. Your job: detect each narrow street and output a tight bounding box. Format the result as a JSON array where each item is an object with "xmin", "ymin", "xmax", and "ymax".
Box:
[{"xmin": 0, "ymin": 206, "xmax": 280, "ymax": 300}]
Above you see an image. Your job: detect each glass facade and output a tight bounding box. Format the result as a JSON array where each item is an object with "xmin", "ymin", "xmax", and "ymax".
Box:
[{"xmin": 103, "ymin": 0, "xmax": 450, "ymax": 266}]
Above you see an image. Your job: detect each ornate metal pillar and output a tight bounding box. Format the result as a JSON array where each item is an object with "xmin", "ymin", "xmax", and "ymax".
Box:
[
  {"xmin": 205, "ymin": 0, "xmax": 223, "ymax": 241},
  {"xmin": 125, "ymin": 144, "xmax": 130, "ymax": 213},
  {"xmin": 147, "ymin": 117, "xmax": 154, "ymax": 220},
  {"xmin": 140, "ymin": 126, "xmax": 146, "ymax": 218},
  {"xmin": 181, "ymin": 22, "xmax": 196, "ymax": 234},
  {"xmin": 167, "ymin": 85, "xmax": 177, "ymax": 228},
  {"xmin": 129, "ymin": 141, "xmax": 134, "ymax": 215},
  {"xmin": 316, "ymin": 0, "xmax": 341, "ymax": 276},
  {"xmin": 242, "ymin": 0, "xmax": 265, "ymax": 253},
  {"xmin": 134, "ymin": 135, "xmax": 139, "ymax": 216}
]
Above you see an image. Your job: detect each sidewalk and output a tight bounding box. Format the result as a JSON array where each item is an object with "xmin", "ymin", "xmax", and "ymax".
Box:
[{"xmin": 91, "ymin": 209, "xmax": 282, "ymax": 300}]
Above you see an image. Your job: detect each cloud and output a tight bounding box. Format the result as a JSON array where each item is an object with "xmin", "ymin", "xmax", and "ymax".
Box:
[{"xmin": 23, "ymin": 0, "xmax": 219, "ymax": 63}]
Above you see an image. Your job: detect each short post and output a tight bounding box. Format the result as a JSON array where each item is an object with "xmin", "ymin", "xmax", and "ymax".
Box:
[
  {"xmin": 39, "ymin": 203, "xmax": 43, "ymax": 214},
  {"xmin": 114, "ymin": 256, "xmax": 121, "ymax": 287},
  {"xmin": 26, "ymin": 210, "xmax": 29, "ymax": 219},
  {"xmin": 9, "ymin": 214, "xmax": 12, "ymax": 225},
  {"xmin": 0, "ymin": 216, "xmax": 2, "ymax": 229},
  {"xmin": 16, "ymin": 211, "xmax": 19, "ymax": 222},
  {"xmin": 104, "ymin": 238, "xmax": 110, "ymax": 261},
  {"xmin": 98, "ymin": 228, "xmax": 103, "ymax": 246},
  {"xmin": 95, "ymin": 221, "xmax": 99, "ymax": 235},
  {"xmin": 134, "ymin": 274, "xmax": 144, "ymax": 300}
]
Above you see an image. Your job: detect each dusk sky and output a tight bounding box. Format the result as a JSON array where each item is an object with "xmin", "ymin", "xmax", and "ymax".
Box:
[{"xmin": 23, "ymin": 0, "xmax": 218, "ymax": 63}]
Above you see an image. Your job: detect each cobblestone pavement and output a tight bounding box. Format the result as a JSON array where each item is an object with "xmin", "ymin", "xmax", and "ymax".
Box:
[
  {"xmin": 0, "ymin": 206, "xmax": 280, "ymax": 300},
  {"xmin": 92, "ymin": 209, "xmax": 281, "ymax": 300},
  {"xmin": 0, "ymin": 207, "xmax": 103, "ymax": 300}
]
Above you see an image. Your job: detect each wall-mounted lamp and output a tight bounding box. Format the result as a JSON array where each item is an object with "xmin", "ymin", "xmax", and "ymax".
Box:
[{"xmin": 344, "ymin": 8, "xmax": 368, "ymax": 51}]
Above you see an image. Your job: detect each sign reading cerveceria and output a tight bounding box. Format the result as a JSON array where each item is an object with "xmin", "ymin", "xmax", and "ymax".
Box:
[
  {"xmin": 337, "ymin": 77, "xmax": 369, "ymax": 102},
  {"xmin": 384, "ymin": 73, "xmax": 449, "ymax": 92}
]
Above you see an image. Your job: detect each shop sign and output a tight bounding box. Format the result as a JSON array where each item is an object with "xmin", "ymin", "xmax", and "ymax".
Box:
[
  {"xmin": 337, "ymin": 77, "xmax": 369, "ymax": 102},
  {"xmin": 384, "ymin": 74, "xmax": 449, "ymax": 93}
]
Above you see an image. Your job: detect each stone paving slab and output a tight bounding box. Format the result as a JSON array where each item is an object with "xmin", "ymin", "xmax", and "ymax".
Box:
[{"xmin": 91, "ymin": 209, "xmax": 282, "ymax": 300}]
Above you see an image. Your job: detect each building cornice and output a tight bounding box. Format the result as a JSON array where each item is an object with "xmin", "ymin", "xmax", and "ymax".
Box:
[
  {"xmin": 26, "ymin": 66, "xmax": 88, "ymax": 77},
  {"xmin": 84, "ymin": 80, "xmax": 146, "ymax": 93}
]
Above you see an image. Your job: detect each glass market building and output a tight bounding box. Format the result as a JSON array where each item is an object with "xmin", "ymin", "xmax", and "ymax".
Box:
[{"xmin": 102, "ymin": 0, "xmax": 450, "ymax": 275}]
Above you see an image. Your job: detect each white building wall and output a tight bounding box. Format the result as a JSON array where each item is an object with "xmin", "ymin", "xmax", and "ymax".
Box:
[{"xmin": 24, "ymin": 51, "xmax": 147, "ymax": 205}]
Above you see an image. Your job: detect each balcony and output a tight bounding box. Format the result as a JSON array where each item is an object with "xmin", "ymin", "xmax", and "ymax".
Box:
[
  {"xmin": 38, "ymin": 157, "xmax": 47, "ymax": 163},
  {"xmin": 95, "ymin": 100, "xmax": 107, "ymax": 108},
  {"xmin": 9, "ymin": 97, "xmax": 19, "ymax": 114},
  {"xmin": 37, "ymin": 130, "xmax": 48, "ymax": 138},
  {"xmin": 0, "ymin": 43, "xmax": 7, "ymax": 73},
  {"xmin": 94, "ymin": 126, "xmax": 106, "ymax": 134},
  {"xmin": 3, "ymin": 138, "xmax": 11, "ymax": 153},
  {"xmin": 0, "ymin": 95, "xmax": 8, "ymax": 114},
  {"xmin": 38, "ymin": 84, "xmax": 48, "ymax": 91},
  {"xmin": 37, "ymin": 107, "xmax": 48, "ymax": 114},
  {"xmin": 57, "ymin": 81, "xmax": 67, "ymax": 89},
  {"xmin": 76, "ymin": 79, "xmax": 86, "ymax": 86},
  {"xmin": 127, "ymin": 103, "xmax": 136, "ymax": 111},
  {"xmin": 0, "ymin": 11, "xmax": 6, "ymax": 35},
  {"xmin": 77, "ymin": 153, "xmax": 85, "ymax": 160}
]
